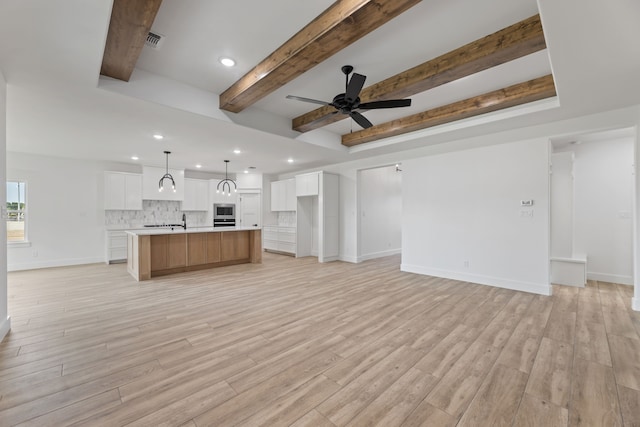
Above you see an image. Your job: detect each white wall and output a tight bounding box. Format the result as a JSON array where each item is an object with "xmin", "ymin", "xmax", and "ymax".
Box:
[
  {"xmin": 0, "ymin": 72, "xmax": 9, "ymax": 341},
  {"xmin": 401, "ymin": 138, "xmax": 551, "ymax": 295},
  {"xmin": 358, "ymin": 165, "xmax": 402, "ymax": 260},
  {"xmin": 558, "ymin": 138, "xmax": 634, "ymax": 284},
  {"xmin": 6, "ymin": 152, "xmax": 115, "ymax": 271}
]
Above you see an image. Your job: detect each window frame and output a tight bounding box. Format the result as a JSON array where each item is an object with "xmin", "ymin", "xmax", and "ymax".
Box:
[{"xmin": 6, "ymin": 179, "xmax": 29, "ymax": 246}]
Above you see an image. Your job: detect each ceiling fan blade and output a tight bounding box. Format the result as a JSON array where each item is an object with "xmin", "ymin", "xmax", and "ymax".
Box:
[
  {"xmin": 286, "ymin": 95, "xmax": 331, "ymax": 106},
  {"xmin": 358, "ymin": 99, "xmax": 412, "ymax": 109},
  {"xmin": 345, "ymin": 73, "xmax": 366, "ymax": 103},
  {"xmin": 349, "ymin": 111, "xmax": 373, "ymax": 129}
]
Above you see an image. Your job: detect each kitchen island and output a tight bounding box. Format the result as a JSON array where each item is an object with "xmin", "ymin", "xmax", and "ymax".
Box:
[{"xmin": 126, "ymin": 227, "xmax": 262, "ymax": 281}]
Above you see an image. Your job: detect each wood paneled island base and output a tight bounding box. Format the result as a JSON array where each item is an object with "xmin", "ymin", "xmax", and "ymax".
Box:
[{"xmin": 126, "ymin": 228, "xmax": 262, "ymax": 281}]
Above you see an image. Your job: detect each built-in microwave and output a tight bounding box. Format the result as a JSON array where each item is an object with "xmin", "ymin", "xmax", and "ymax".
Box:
[{"xmin": 214, "ymin": 203, "xmax": 236, "ymax": 227}]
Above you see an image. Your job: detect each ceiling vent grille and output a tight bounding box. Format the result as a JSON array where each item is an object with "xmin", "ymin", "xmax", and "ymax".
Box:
[{"xmin": 145, "ymin": 32, "xmax": 165, "ymax": 50}]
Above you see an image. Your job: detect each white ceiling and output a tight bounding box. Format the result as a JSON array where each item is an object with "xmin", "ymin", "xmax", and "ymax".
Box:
[{"xmin": 1, "ymin": 0, "xmax": 639, "ymax": 176}]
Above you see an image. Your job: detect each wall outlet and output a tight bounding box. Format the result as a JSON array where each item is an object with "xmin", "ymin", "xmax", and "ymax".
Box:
[
  {"xmin": 463, "ymin": 260, "xmax": 469, "ymax": 268},
  {"xmin": 520, "ymin": 209, "xmax": 534, "ymax": 218},
  {"xmin": 32, "ymin": 250, "xmax": 38, "ymax": 258}
]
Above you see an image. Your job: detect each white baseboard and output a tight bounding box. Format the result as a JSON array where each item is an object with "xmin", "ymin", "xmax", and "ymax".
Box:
[
  {"xmin": 401, "ymin": 264, "xmax": 552, "ymax": 296},
  {"xmin": 0, "ymin": 316, "xmax": 11, "ymax": 342},
  {"xmin": 8, "ymin": 257, "xmax": 105, "ymax": 272},
  {"xmin": 587, "ymin": 272, "xmax": 633, "ymax": 286},
  {"xmin": 633, "ymin": 297, "xmax": 640, "ymax": 312},
  {"xmin": 358, "ymin": 249, "xmax": 401, "ymax": 263},
  {"xmin": 339, "ymin": 255, "xmax": 359, "ymax": 263},
  {"xmin": 320, "ymin": 256, "xmax": 339, "ymax": 263}
]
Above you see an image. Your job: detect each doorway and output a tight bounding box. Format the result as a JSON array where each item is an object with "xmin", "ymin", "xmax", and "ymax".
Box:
[
  {"xmin": 238, "ymin": 193, "xmax": 261, "ymax": 227},
  {"xmin": 357, "ymin": 164, "xmax": 402, "ymax": 262},
  {"xmin": 549, "ymin": 128, "xmax": 635, "ymax": 287}
]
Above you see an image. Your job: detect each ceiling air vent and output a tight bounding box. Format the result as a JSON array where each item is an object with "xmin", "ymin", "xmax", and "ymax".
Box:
[{"xmin": 145, "ymin": 32, "xmax": 165, "ymax": 50}]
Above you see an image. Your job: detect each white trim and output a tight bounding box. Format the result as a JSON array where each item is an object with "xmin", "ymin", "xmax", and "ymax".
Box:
[
  {"xmin": 550, "ymin": 257, "xmax": 586, "ymax": 264},
  {"xmin": 587, "ymin": 272, "xmax": 634, "ymax": 286},
  {"xmin": 358, "ymin": 248, "xmax": 401, "ymax": 263},
  {"xmin": 8, "ymin": 257, "xmax": 105, "ymax": 272},
  {"xmin": 320, "ymin": 255, "xmax": 339, "ymax": 263},
  {"xmin": 401, "ymin": 264, "xmax": 552, "ymax": 296},
  {"xmin": 339, "ymin": 255, "xmax": 359, "ymax": 263},
  {"xmin": 632, "ymin": 297, "xmax": 640, "ymax": 312},
  {"xmin": 7, "ymin": 241, "xmax": 31, "ymax": 248},
  {"xmin": 349, "ymin": 97, "xmax": 560, "ymax": 154},
  {"xmin": 0, "ymin": 316, "xmax": 11, "ymax": 342}
]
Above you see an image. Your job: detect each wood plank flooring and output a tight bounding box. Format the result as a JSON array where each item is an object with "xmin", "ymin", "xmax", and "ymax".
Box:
[{"xmin": 1, "ymin": 253, "xmax": 639, "ymax": 426}]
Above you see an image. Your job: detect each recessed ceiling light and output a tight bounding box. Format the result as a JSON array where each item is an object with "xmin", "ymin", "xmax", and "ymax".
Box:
[
  {"xmin": 244, "ymin": 170, "xmax": 249, "ymax": 174},
  {"xmin": 153, "ymin": 134, "xmax": 164, "ymax": 140},
  {"xmin": 220, "ymin": 57, "xmax": 236, "ymax": 67},
  {"xmin": 131, "ymin": 156, "xmax": 139, "ymax": 160},
  {"xmin": 195, "ymin": 164, "xmax": 202, "ymax": 168},
  {"xmin": 287, "ymin": 158, "xmax": 294, "ymax": 163},
  {"xmin": 233, "ymin": 149, "xmax": 241, "ymax": 154}
]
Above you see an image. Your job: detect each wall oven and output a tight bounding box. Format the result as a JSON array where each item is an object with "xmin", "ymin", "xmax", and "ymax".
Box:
[{"xmin": 213, "ymin": 203, "xmax": 236, "ymax": 227}]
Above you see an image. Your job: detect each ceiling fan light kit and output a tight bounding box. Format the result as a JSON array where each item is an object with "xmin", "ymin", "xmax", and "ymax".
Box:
[
  {"xmin": 158, "ymin": 150, "xmax": 176, "ymax": 192},
  {"xmin": 287, "ymin": 65, "xmax": 412, "ymax": 130},
  {"xmin": 216, "ymin": 160, "xmax": 237, "ymax": 196}
]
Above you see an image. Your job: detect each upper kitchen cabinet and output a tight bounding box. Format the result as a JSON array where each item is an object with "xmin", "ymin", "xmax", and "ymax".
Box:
[
  {"xmin": 181, "ymin": 178, "xmax": 209, "ymax": 211},
  {"xmin": 296, "ymin": 172, "xmax": 319, "ymax": 197},
  {"xmin": 271, "ymin": 178, "xmax": 296, "ymax": 211},
  {"xmin": 142, "ymin": 166, "xmax": 185, "ymax": 201},
  {"xmin": 236, "ymin": 173, "xmax": 262, "ymax": 190},
  {"xmin": 104, "ymin": 172, "xmax": 142, "ymax": 210}
]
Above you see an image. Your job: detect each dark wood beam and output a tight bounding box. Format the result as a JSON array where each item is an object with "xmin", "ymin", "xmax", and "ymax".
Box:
[
  {"xmin": 341, "ymin": 74, "xmax": 556, "ymax": 146},
  {"xmin": 219, "ymin": 0, "xmax": 422, "ymax": 113},
  {"xmin": 294, "ymin": 14, "xmax": 546, "ymax": 133},
  {"xmin": 100, "ymin": 0, "xmax": 163, "ymax": 82}
]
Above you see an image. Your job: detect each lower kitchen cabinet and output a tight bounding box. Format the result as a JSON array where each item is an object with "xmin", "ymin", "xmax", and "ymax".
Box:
[
  {"xmin": 263, "ymin": 226, "xmax": 296, "ymax": 255},
  {"xmin": 150, "ymin": 234, "xmax": 187, "ymax": 272},
  {"xmin": 106, "ymin": 230, "xmax": 128, "ymax": 263}
]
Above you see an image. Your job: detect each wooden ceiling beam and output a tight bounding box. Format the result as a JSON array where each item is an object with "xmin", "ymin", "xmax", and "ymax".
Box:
[
  {"xmin": 219, "ymin": 0, "xmax": 422, "ymax": 113},
  {"xmin": 293, "ymin": 14, "xmax": 547, "ymax": 133},
  {"xmin": 100, "ymin": 0, "xmax": 163, "ymax": 82},
  {"xmin": 341, "ymin": 74, "xmax": 556, "ymax": 146}
]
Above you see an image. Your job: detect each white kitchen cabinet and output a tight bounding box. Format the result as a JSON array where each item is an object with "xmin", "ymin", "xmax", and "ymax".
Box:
[
  {"xmin": 271, "ymin": 178, "xmax": 296, "ymax": 211},
  {"xmin": 142, "ymin": 166, "xmax": 185, "ymax": 201},
  {"xmin": 271, "ymin": 181, "xmax": 284, "ymax": 211},
  {"xmin": 296, "ymin": 171, "xmax": 339, "ymax": 263},
  {"xmin": 295, "ymin": 172, "xmax": 319, "ymax": 197},
  {"xmin": 104, "ymin": 172, "xmax": 142, "ymax": 210},
  {"xmin": 106, "ymin": 230, "xmax": 128, "ymax": 263},
  {"xmin": 182, "ymin": 178, "xmax": 209, "ymax": 211},
  {"xmin": 263, "ymin": 225, "xmax": 296, "ymax": 255},
  {"xmin": 285, "ymin": 178, "xmax": 297, "ymax": 211}
]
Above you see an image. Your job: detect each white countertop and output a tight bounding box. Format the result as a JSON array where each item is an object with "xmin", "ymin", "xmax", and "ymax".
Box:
[
  {"xmin": 106, "ymin": 224, "xmax": 212, "ymax": 231},
  {"xmin": 125, "ymin": 226, "xmax": 261, "ymax": 236}
]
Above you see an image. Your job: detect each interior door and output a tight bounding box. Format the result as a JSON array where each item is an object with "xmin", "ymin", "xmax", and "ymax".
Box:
[{"xmin": 238, "ymin": 193, "xmax": 261, "ymax": 227}]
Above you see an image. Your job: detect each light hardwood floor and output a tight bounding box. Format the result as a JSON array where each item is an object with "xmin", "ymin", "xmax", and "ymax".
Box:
[{"xmin": 1, "ymin": 253, "xmax": 639, "ymax": 426}]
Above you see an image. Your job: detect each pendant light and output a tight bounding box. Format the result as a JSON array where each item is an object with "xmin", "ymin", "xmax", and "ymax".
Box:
[
  {"xmin": 158, "ymin": 151, "xmax": 176, "ymax": 192},
  {"xmin": 216, "ymin": 160, "xmax": 237, "ymax": 197}
]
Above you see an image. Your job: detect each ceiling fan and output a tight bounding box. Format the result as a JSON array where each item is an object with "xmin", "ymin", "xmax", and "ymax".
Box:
[{"xmin": 286, "ymin": 65, "xmax": 412, "ymax": 129}]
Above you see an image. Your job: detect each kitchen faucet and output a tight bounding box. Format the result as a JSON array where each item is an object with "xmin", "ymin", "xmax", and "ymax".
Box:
[{"xmin": 182, "ymin": 213, "xmax": 187, "ymax": 230}]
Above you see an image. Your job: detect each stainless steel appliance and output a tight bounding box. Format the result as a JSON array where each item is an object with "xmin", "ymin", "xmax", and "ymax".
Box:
[{"xmin": 214, "ymin": 203, "xmax": 236, "ymax": 227}]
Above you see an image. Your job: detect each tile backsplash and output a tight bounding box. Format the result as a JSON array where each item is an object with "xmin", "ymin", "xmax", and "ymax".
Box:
[
  {"xmin": 278, "ymin": 211, "xmax": 296, "ymax": 227},
  {"xmin": 105, "ymin": 200, "xmax": 208, "ymax": 228}
]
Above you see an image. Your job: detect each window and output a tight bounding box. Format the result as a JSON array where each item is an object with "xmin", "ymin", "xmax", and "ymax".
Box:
[{"xmin": 7, "ymin": 181, "xmax": 27, "ymax": 243}]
